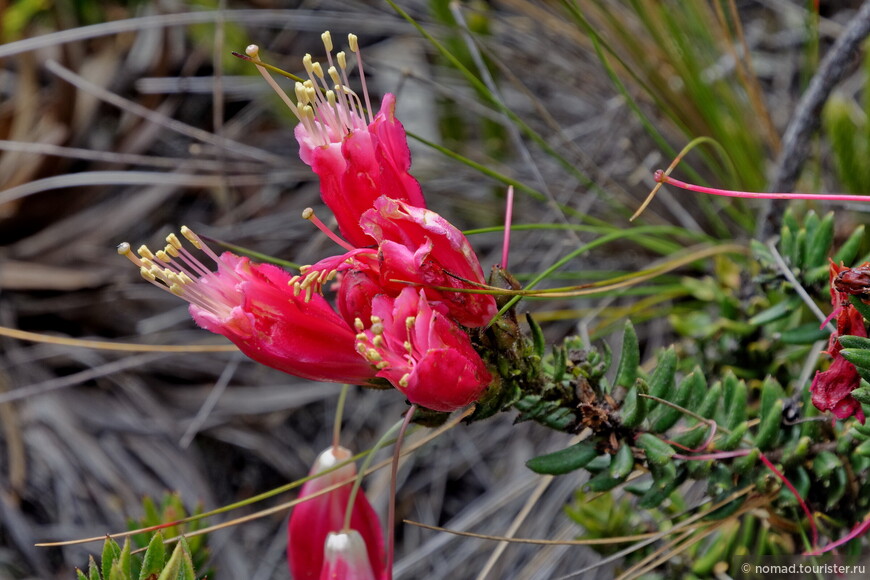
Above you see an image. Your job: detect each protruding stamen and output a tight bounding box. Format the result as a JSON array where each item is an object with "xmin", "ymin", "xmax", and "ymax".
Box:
[
  {"xmin": 166, "ymin": 233, "xmax": 183, "ymax": 250},
  {"xmin": 302, "ymin": 208, "xmax": 357, "ymax": 252},
  {"xmin": 347, "ymin": 33, "xmax": 373, "ymax": 123},
  {"xmin": 502, "ymin": 185, "xmax": 514, "ymax": 269},
  {"xmin": 321, "ymin": 31, "xmax": 333, "ymax": 53}
]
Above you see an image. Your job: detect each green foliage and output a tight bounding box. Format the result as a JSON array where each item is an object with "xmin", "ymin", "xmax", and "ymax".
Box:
[{"xmin": 75, "ymin": 535, "xmax": 197, "ymax": 580}]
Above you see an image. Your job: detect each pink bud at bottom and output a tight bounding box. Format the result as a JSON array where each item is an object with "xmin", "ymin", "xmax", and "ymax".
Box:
[{"xmin": 320, "ymin": 531, "xmax": 377, "ymax": 580}]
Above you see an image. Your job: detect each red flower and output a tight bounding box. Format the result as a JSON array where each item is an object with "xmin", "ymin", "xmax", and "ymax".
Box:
[
  {"xmin": 355, "ymin": 287, "xmax": 492, "ymax": 412},
  {"xmin": 292, "ymin": 34, "xmax": 424, "ymax": 247},
  {"xmin": 287, "ymin": 446, "xmax": 385, "ymax": 580},
  {"xmin": 810, "ymin": 262, "xmax": 867, "ymax": 423},
  {"xmin": 118, "ymin": 229, "xmax": 375, "ymax": 385},
  {"xmin": 320, "ymin": 531, "xmax": 379, "ymax": 580}
]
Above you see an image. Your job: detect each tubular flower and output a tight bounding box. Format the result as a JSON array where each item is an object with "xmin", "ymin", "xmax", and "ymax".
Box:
[
  {"xmin": 320, "ymin": 531, "xmax": 377, "ymax": 580},
  {"xmin": 355, "ymin": 287, "xmax": 492, "ymax": 412},
  {"xmin": 810, "ymin": 262, "xmax": 867, "ymax": 423},
  {"xmin": 250, "ymin": 32, "xmax": 424, "ymax": 247},
  {"xmin": 118, "ymin": 228, "xmax": 375, "ymax": 385},
  {"xmin": 287, "ymin": 446, "xmax": 385, "ymax": 580}
]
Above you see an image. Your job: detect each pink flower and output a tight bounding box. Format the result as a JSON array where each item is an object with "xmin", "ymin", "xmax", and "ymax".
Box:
[
  {"xmin": 118, "ymin": 228, "xmax": 375, "ymax": 385},
  {"xmin": 287, "ymin": 446, "xmax": 385, "ymax": 580},
  {"xmin": 360, "ymin": 197, "xmax": 498, "ymax": 328},
  {"xmin": 810, "ymin": 262, "xmax": 867, "ymax": 423},
  {"xmin": 290, "ymin": 33, "xmax": 424, "ymax": 247},
  {"xmin": 355, "ymin": 287, "xmax": 492, "ymax": 412},
  {"xmin": 320, "ymin": 531, "xmax": 378, "ymax": 580}
]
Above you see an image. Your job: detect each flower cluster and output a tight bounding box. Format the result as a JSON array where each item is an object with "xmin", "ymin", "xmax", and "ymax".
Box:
[
  {"xmin": 119, "ymin": 32, "xmax": 496, "ymax": 414},
  {"xmin": 810, "ymin": 261, "xmax": 867, "ymax": 424}
]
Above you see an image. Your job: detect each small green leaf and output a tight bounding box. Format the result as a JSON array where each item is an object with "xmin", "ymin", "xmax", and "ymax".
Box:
[
  {"xmin": 812, "ymin": 451, "xmax": 842, "ymax": 479},
  {"xmin": 88, "ymin": 556, "xmax": 100, "ymax": 580},
  {"xmin": 719, "ymin": 421, "xmax": 749, "ymax": 451},
  {"xmin": 749, "ymin": 297, "xmax": 800, "ymax": 326},
  {"xmin": 725, "ymin": 379, "xmax": 747, "ymax": 430},
  {"xmin": 833, "ymin": 225, "xmax": 865, "ymax": 265},
  {"xmin": 648, "ymin": 347, "xmax": 677, "ymax": 402},
  {"xmin": 733, "ymin": 449, "xmax": 759, "ymax": 474},
  {"xmin": 586, "ymin": 469, "xmax": 625, "ymax": 492},
  {"xmin": 850, "ymin": 296, "xmax": 870, "ymax": 322},
  {"xmin": 695, "ymin": 381, "xmax": 722, "ymax": 420},
  {"xmin": 525, "ymin": 441, "xmax": 599, "ymax": 475},
  {"xmin": 76, "ymin": 569, "xmax": 89, "ymax": 580},
  {"xmin": 139, "ymin": 532, "xmax": 166, "ymax": 580},
  {"xmin": 778, "ymin": 323, "xmax": 830, "ymax": 345},
  {"xmin": 840, "ymin": 348, "xmax": 870, "ymax": 369},
  {"xmin": 806, "ymin": 212, "xmax": 834, "ymax": 269},
  {"xmin": 636, "ymin": 433, "xmax": 675, "ymax": 466},
  {"xmin": 101, "ymin": 537, "xmax": 121, "ymax": 580},
  {"xmin": 609, "ymin": 443, "xmax": 634, "ymax": 480},
  {"xmin": 613, "ymin": 320, "xmax": 639, "ymax": 389},
  {"xmin": 839, "ymin": 335, "xmax": 870, "ymax": 350},
  {"xmin": 526, "ymin": 313, "xmax": 546, "ymax": 358},
  {"xmin": 619, "ymin": 379, "xmax": 648, "ymax": 428},
  {"xmin": 852, "ymin": 386, "xmax": 870, "ymax": 405},
  {"xmin": 156, "ymin": 542, "xmax": 184, "ymax": 580},
  {"xmin": 755, "ymin": 392, "xmax": 783, "ymax": 451}
]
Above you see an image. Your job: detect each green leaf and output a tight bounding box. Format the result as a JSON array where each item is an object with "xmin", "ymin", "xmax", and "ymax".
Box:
[
  {"xmin": 839, "ymin": 335, "xmax": 870, "ymax": 350},
  {"xmin": 586, "ymin": 469, "xmax": 625, "ymax": 492},
  {"xmin": 525, "ymin": 441, "xmax": 599, "ymax": 475},
  {"xmin": 719, "ymin": 421, "xmax": 749, "ymax": 451},
  {"xmin": 648, "ymin": 347, "xmax": 677, "ymax": 402},
  {"xmin": 609, "ymin": 443, "xmax": 634, "ymax": 480},
  {"xmin": 76, "ymin": 569, "xmax": 89, "ymax": 580},
  {"xmin": 101, "ymin": 537, "xmax": 122, "ymax": 580},
  {"xmin": 840, "ymin": 348, "xmax": 870, "ymax": 369},
  {"xmin": 850, "ymin": 295, "xmax": 870, "ymax": 322},
  {"xmin": 139, "ymin": 532, "xmax": 166, "ymax": 580},
  {"xmin": 618, "ymin": 379, "xmax": 648, "ymax": 428},
  {"xmin": 833, "ymin": 225, "xmax": 865, "ymax": 264},
  {"xmin": 778, "ymin": 323, "xmax": 830, "ymax": 345},
  {"xmin": 636, "ymin": 433, "xmax": 675, "ymax": 466},
  {"xmin": 725, "ymin": 379, "xmax": 747, "ymax": 430},
  {"xmin": 757, "ymin": 392, "xmax": 784, "ymax": 447},
  {"xmin": 749, "ymin": 297, "xmax": 800, "ymax": 326},
  {"xmin": 806, "ymin": 212, "xmax": 834, "ymax": 269},
  {"xmin": 526, "ymin": 313, "xmax": 546, "ymax": 358},
  {"xmin": 88, "ymin": 556, "xmax": 100, "ymax": 580},
  {"xmin": 613, "ymin": 320, "xmax": 639, "ymax": 389},
  {"xmin": 852, "ymin": 386, "xmax": 870, "ymax": 406},
  {"xmin": 650, "ymin": 370, "xmax": 696, "ymax": 433},
  {"xmin": 696, "ymin": 381, "xmax": 722, "ymax": 420},
  {"xmin": 812, "ymin": 451, "xmax": 842, "ymax": 479},
  {"xmin": 156, "ymin": 542, "xmax": 184, "ymax": 580}
]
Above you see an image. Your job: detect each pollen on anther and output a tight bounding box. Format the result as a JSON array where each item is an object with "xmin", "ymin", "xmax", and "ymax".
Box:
[
  {"xmin": 180, "ymin": 226, "xmax": 202, "ymax": 249},
  {"xmin": 348, "ymin": 34, "xmax": 359, "ymax": 53},
  {"xmin": 245, "ymin": 44, "xmax": 260, "ymax": 58},
  {"xmin": 138, "ymin": 245, "xmax": 155, "ymax": 261},
  {"xmin": 166, "ymin": 233, "xmax": 183, "ymax": 250},
  {"xmin": 321, "ymin": 31, "xmax": 333, "ymax": 53},
  {"xmin": 354, "ymin": 318, "xmax": 365, "ymax": 332},
  {"xmin": 398, "ymin": 373, "xmax": 409, "ymax": 388},
  {"xmin": 117, "ymin": 242, "xmax": 132, "ymax": 256}
]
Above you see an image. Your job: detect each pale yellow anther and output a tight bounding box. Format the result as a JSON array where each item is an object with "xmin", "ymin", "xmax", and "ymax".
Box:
[
  {"xmin": 303, "ymin": 54, "xmax": 315, "ymax": 75},
  {"xmin": 326, "ymin": 90, "xmax": 336, "ymax": 107},
  {"xmin": 337, "ymin": 52, "xmax": 346, "ymax": 69},
  {"xmin": 303, "ymin": 79, "xmax": 314, "ymax": 89},
  {"xmin": 166, "ymin": 233, "xmax": 183, "ymax": 250},
  {"xmin": 180, "ymin": 226, "xmax": 201, "ymax": 248},
  {"xmin": 348, "ymin": 34, "xmax": 359, "ymax": 53},
  {"xmin": 292, "ymin": 284, "xmax": 302, "ymax": 297},
  {"xmin": 169, "ymin": 283, "xmax": 185, "ymax": 296},
  {"xmin": 356, "ymin": 332, "xmax": 367, "ymax": 341},
  {"xmin": 304, "ymin": 286, "xmax": 314, "ymax": 302},
  {"xmin": 178, "ymin": 272, "xmax": 194, "ymax": 285},
  {"xmin": 373, "ymin": 335, "xmax": 384, "ymax": 348},
  {"xmin": 328, "ymin": 66, "xmax": 341, "ymax": 86},
  {"xmin": 300, "ymin": 265, "xmax": 311, "ymax": 274},
  {"xmin": 398, "ymin": 373, "xmax": 409, "ymax": 388},
  {"xmin": 312, "ymin": 62, "xmax": 324, "ymax": 79},
  {"xmin": 366, "ymin": 348, "xmax": 382, "ymax": 362},
  {"xmin": 376, "ymin": 361, "xmax": 389, "ymax": 370},
  {"xmin": 403, "ymin": 341, "xmax": 412, "ymax": 353},
  {"xmin": 325, "ymin": 270, "xmax": 337, "ymax": 282},
  {"xmin": 140, "ymin": 257, "xmax": 155, "ymax": 270},
  {"xmin": 164, "ymin": 244, "xmax": 180, "ymax": 258},
  {"xmin": 140, "ymin": 266, "xmax": 156, "ymax": 281},
  {"xmin": 302, "ymin": 207, "xmax": 314, "ymax": 219},
  {"xmin": 117, "ymin": 242, "xmax": 132, "ymax": 256},
  {"xmin": 370, "ymin": 316, "xmax": 382, "ymax": 324},
  {"xmin": 321, "ymin": 31, "xmax": 333, "ymax": 53},
  {"xmin": 370, "ymin": 322, "xmax": 384, "ymax": 335},
  {"xmin": 245, "ymin": 44, "xmax": 260, "ymax": 59},
  {"xmin": 354, "ymin": 318, "xmax": 365, "ymax": 332},
  {"xmin": 137, "ymin": 245, "xmax": 155, "ymax": 261},
  {"xmin": 295, "ymin": 82, "xmax": 308, "ymax": 104},
  {"xmin": 405, "ymin": 316, "xmax": 415, "ymax": 329},
  {"xmin": 287, "ymin": 276, "xmax": 299, "ymax": 286},
  {"xmin": 305, "ymin": 86, "xmax": 317, "ymax": 102},
  {"xmin": 155, "ymin": 250, "xmax": 171, "ymax": 263},
  {"xmin": 301, "ymin": 105, "xmax": 315, "ymax": 123}
]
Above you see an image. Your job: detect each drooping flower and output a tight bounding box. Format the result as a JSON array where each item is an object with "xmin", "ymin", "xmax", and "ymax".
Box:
[
  {"xmin": 287, "ymin": 446, "xmax": 385, "ymax": 580},
  {"xmin": 320, "ymin": 531, "xmax": 377, "ymax": 580},
  {"xmin": 118, "ymin": 228, "xmax": 375, "ymax": 385},
  {"xmin": 248, "ymin": 33, "xmax": 424, "ymax": 247},
  {"xmin": 355, "ymin": 287, "xmax": 492, "ymax": 412},
  {"xmin": 810, "ymin": 261, "xmax": 867, "ymax": 423}
]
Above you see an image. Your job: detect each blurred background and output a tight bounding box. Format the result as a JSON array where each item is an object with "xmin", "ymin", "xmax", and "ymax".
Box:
[{"xmin": 0, "ymin": 0, "xmax": 868, "ymax": 578}]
